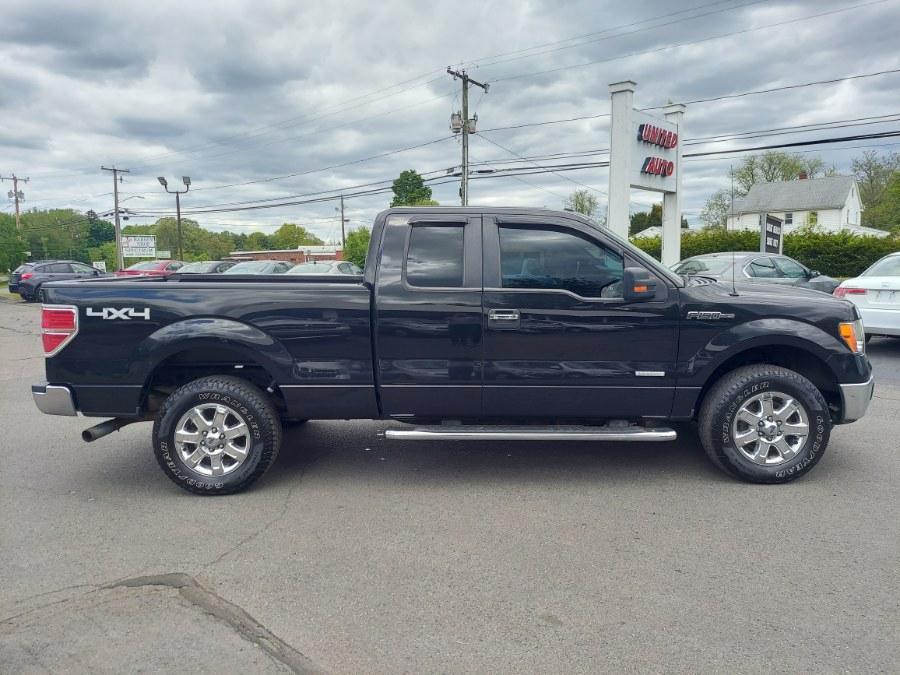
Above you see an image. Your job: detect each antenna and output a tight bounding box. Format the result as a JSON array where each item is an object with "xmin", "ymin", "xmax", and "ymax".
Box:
[{"xmin": 729, "ymin": 165, "xmax": 739, "ymax": 296}]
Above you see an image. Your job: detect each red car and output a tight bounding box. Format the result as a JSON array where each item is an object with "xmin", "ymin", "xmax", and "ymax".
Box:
[{"xmin": 115, "ymin": 260, "xmax": 185, "ymax": 277}]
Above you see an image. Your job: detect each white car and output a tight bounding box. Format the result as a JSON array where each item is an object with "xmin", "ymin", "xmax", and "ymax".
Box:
[{"xmin": 834, "ymin": 252, "xmax": 900, "ymax": 338}]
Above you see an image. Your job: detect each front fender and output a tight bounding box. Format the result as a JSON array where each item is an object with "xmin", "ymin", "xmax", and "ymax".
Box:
[
  {"xmin": 130, "ymin": 317, "xmax": 296, "ymax": 385},
  {"xmin": 678, "ymin": 318, "xmax": 848, "ymax": 386}
]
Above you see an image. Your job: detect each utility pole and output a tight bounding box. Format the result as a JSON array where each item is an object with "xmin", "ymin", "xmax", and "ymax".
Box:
[
  {"xmin": 1, "ymin": 174, "xmax": 29, "ymax": 230},
  {"xmin": 157, "ymin": 176, "xmax": 191, "ymax": 260},
  {"xmin": 447, "ymin": 67, "xmax": 488, "ymax": 206},
  {"xmin": 101, "ymin": 166, "xmax": 129, "ymax": 271},
  {"xmin": 340, "ymin": 194, "xmax": 346, "ymax": 247}
]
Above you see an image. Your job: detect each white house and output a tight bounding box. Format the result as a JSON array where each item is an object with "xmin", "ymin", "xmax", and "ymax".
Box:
[{"xmin": 726, "ymin": 175, "xmax": 888, "ymax": 237}]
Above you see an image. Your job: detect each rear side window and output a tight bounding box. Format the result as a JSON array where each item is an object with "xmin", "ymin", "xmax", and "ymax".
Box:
[
  {"xmin": 47, "ymin": 263, "xmax": 72, "ymax": 273},
  {"xmin": 499, "ymin": 226, "xmax": 623, "ymax": 298},
  {"xmin": 406, "ymin": 225, "xmax": 465, "ymax": 288}
]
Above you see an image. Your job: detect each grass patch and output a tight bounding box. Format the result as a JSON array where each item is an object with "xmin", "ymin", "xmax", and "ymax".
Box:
[{"xmin": 0, "ymin": 289, "xmax": 23, "ymax": 303}]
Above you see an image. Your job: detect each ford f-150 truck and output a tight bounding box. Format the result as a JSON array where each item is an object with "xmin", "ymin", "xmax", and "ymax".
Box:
[{"xmin": 32, "ymin": 207, "xmax": 874, "ymax": 494}]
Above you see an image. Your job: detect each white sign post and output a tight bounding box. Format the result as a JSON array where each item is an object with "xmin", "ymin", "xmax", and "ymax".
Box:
[
  {"xmin": 122, "ymin": 235, "xmax": 157, "ymax": 258},
  {"xmin": 607, "ymin": 81, "xmax": 685, "ymax": 266}
]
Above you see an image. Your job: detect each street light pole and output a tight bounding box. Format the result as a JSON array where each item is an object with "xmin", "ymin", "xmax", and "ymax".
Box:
[{"xmin": 157, "ymin": 176, "xmax": 190, "ymax": 260}]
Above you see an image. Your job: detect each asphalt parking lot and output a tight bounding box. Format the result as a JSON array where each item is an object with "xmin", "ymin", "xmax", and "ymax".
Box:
[{"xmin": 1, "ymin": 298, "xmax": 898, "ymax": 674}]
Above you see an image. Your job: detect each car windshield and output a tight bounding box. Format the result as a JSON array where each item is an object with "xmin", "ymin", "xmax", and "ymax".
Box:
[
  {"xmin": 177, "ymin": 262, "xmax": 214, "ymax": 273},
  {"xmin": 127, "ymin": 261, "xmax": 162, "ymax": 270},
  {"xmin": 672, "ymin": 257, "xmax": 734, "ymax": 275},
  {"xmin": 862, "ymin": 256, "xmax": 900, "ymax": 277},
  {"xmin": 224, "ymin": 261, "xmax": 274, "ymax": 273},
  {"xmin": 288, "ymin": 262, "xmax": 332, "ymax": 274}
]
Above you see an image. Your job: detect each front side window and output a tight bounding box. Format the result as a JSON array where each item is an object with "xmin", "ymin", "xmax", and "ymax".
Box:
[
  {"xmin": 773, "ymin": 257, "xmax": 807, "ymax": 279},
  {"xmin": 406, "ymin": 225, "xmax": 465, "ymax": 287},
  {"xmin": 499, "ymin": 226, "xmax": 623, "ymax": 298}
]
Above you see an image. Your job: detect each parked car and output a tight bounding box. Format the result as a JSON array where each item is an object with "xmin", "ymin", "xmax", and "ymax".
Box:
[
  {"xmin": 672, "ymin": 252, "xmax": 839, "ymax": 293},
  {"xmin": 174, "ymin": 261, "xmax": 237, "ymax": 274},
  {"xmin": 116, "ymin": 260, "xmax": 185, "ymax": 277},
  {"xmin": 32, "ymin": 207, "xmax": 873, "ymax": 495},
  {"xmin": 834, "ymin": 252, "xmax": 900, "ymax": 339},
  {"xmin": 286, "ymin": 260, "xmax": 363, "ymax": 275},
  {"xmin": 11, "ymin": 260, "xmax": 106, "ymax": 302},
  {"xmin": 222, "ymin": 260, "xmax": 293, "ymax": 274}
]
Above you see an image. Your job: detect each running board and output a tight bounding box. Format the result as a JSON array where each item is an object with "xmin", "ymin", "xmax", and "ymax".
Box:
[{"xmin": 381, "ymin": 424, "xmax": 676, "ymax": 442}]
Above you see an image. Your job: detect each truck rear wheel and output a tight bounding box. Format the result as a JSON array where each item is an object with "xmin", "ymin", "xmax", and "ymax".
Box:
[
  {"xmin": 152, "ymin": 376, "xmax": 282, "ymax": 495},
  {"xmin": 698, "ymin": 365, "xmax": 831, "ymax": 483}
]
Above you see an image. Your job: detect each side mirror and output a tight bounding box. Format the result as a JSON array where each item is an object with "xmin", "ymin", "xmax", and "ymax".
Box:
[
  {"xmin": 623, "ymin": 267, "xmax": 657, "ymax": 302},
  {"xmin": 808, "ymin": 269, "xmax": 820, "ymax": 278}
]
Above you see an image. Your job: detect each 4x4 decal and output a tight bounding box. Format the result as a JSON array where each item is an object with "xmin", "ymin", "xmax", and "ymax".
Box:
[{"xmin": 86, "ymin": 307, "xmax": 150, "ymax": 320}]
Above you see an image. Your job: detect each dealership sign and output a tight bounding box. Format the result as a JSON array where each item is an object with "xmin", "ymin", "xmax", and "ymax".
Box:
[
  {"xmin": 630, "ymin": 110, "xmax": 679, "ymax": 193},
  {"xmin": 122, "ymin": 235, "xmax": 156, "ymax": 258}
]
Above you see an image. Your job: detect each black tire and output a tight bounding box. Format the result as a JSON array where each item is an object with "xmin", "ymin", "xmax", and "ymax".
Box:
[
  {"xmin": 153, "ymin": 376, "xmax": 282, "ymax": 495},
  {"xmin": 36, "ymin": 286, "xmax": 45, "ymax": 303},
  {"xmin": 698, "ymin": 365, "xmax": 831, "ymax": 483}
]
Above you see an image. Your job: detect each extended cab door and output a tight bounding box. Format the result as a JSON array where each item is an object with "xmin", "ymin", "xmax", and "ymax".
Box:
[
  {"xmin": 374, "ymin": 213, "xmax": 483, "ymax": 418},
  {"xmin": 481, "ymin": 214, "xmax": 679, "ymax": 419}
]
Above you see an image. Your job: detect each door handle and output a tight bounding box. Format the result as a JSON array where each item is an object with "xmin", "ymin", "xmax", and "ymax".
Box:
[{"xmin": 488, "ymin": 309, "xmax": 520, "ymax": 321}]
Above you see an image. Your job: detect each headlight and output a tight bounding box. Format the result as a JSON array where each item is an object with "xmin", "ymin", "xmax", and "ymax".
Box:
[{"xmin": 838, "ymin": 319, "xmax": 865, "ymax": 354}]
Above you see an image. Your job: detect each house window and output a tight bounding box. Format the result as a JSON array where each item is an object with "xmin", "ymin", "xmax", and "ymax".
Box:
[
  {"xmin": 808, "ymin": 211, "xmax": 818, "ymax": 226},
  {"xmin": 784, "ymin": 212, "xmax": 793, "ymax": 226}
]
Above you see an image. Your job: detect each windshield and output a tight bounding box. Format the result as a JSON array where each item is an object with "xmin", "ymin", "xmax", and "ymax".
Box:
[
  {"xmin": 672, "ymin": 257, "xmax": 734, "ymax": 275},
  {"xmin": 288, "ymin": 262, "xmax": 332, "ymax": 274},
  {"xmin": 177, "ymin": 262, "xmax": 214, "ymax": 273},
  {"xmin": 863, "ymin": 255, "xmax": 900, "ymax": 277},
  {"xmin": 126, "ymin": 261, "xmax": 162, "ymax": 270}
]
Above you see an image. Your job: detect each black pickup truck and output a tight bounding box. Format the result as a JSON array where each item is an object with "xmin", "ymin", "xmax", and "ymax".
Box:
[{"xmin": 33, "ymin": 207, "xmax": 874, "ymax": 494}]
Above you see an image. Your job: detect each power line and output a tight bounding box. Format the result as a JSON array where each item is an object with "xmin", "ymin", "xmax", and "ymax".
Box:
[{"xmin": 491, "ymin": 0, "xmax": 889, "ymax": 83}]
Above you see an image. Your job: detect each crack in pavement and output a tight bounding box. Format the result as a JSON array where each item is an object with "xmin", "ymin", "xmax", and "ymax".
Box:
[
  {"xmin": 3, "ymin": 573, "xmax": 323, "ymax": 675},
  {"xmin": 104, "ymin": 573, "xmax": 323, "ymax": 674}
]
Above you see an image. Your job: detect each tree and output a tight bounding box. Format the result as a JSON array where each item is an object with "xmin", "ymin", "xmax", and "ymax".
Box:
[
  {"xmin": 390, "ymin": 169, "xmax": 435, "ymax": 207},
  {"xmin": 628, "ymin": 203, "xmax": 688, "ymax": 235},
  {"xmin": 730, "ymin": 151, "xmax": 827, "ymax": 196},
  {"xmin": 0, "ymin": 215, "xmax": 27, "ymax": 272},
  {"xmin": 700, "ymin": 189, "xmax": 730, "ymax": 229},
  {"xmin": 270, "ymin": 223, "xmax": 323, "ymax": 250},
  {"xmin": 852, "ymin": 150, "xmax": 900, "ymax": 228},
  {"xmin": 863, "ymin": 170, "xmax": 900, "ymax": 233},
  {"xmin": 245, "ymin": 231, "xmax": 271, "ymax": 250},
  {"xmin": 343, "ymin": 227, "xmax": 371, "ymax": 268},
  {"xmin": 564, "ymin": 189, "xmax": 599, "ymax": 218}
]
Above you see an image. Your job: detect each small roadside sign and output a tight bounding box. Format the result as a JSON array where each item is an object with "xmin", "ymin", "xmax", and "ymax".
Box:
[
  {"xmin": 92, "ymin": 261, "xmax": 107, "ymax": 272},
  {"xmin": 761, "ymin": 214, "xmax": 783, "ymax": 254},
  {"xmin": 122, "ymin": 235, "xmax": 156, "ymax": 258}
]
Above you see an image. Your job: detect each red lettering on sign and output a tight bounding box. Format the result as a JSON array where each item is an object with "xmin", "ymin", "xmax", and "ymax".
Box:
[
  {"xmin": 638, "ymin": 123, "xmax": 678, "ymax": 149},
  {"xmin": 640, "ymin": 157, "xmax": 674, "ymax": 177}
]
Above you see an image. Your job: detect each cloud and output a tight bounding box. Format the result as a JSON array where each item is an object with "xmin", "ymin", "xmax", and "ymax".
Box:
[{"xmin": 3, "ymin": 0, "xmax": 899, "ymax": 240}]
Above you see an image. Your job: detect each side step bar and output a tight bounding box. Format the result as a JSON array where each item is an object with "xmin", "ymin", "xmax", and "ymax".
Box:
[{"xmin": 382, "ymin": 424, "xmax": 676, "ymax": 442}]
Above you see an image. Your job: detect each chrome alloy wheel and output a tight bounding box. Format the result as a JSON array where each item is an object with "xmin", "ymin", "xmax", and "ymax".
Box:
[
  {"xmin": 174, "ymin": 403, "xmax": 250, "ymax": 477},
  {"xmin": 731, "ymin": 391, "xmax": 810, "ymax": 465}
]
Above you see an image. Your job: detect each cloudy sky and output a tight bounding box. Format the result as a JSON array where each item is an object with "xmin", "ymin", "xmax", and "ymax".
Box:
[{"xmin": 2, "ymin": 0, "xmax": 899, "ymax": 241}]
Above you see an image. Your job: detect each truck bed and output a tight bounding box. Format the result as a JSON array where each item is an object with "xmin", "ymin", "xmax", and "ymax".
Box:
[{"xmin": 43, "ymin": 276, "xmax": 377, "ymax": 419}]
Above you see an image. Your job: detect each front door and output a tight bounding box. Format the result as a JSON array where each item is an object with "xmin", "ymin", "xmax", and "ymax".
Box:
[{"xmin": 481, "ymin": 214, "xmax": 679, "ymax": 420}]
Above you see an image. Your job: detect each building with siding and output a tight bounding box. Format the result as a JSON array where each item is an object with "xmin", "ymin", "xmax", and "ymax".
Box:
[
  {"xmin": 228, "ymin": 245, "xmax": 343, "ymax": 263},
  {"xmin": 726, "ymin": 175, "xmax": 887, "ymax": 237}
]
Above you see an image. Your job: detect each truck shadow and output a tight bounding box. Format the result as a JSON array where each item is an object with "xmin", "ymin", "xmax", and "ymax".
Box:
[{"xmin": 263, "ymin": 421, "xmax": 729, "ymax": 490}]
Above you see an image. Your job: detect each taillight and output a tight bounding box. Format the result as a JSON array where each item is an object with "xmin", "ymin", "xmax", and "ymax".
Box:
[
  {"xmin": 20, "ymin": 272, "xmax": 33, "ymax": 280},
  {"xmin": 834, "ymin": 287, "xmax": 866, "ymax": 298},
  {"xmin": 41, "ymin": 305, "xmax": 79, "ymax": 356}
]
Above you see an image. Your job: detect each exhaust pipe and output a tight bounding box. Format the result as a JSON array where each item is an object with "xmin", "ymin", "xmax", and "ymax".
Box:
[{"xmin": 82, "ymin": 418, "xmax": 136, "ymax": 442}]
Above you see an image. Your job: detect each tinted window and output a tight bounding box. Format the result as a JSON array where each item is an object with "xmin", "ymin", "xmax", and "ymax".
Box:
[
  {"xmin": 499, "ymin": 226, "xmax": 623, "ymax": 298},
  {"xmin": 774, "ymin": 257, "xmax": 807, "ymax": 278},
  {"xmin": 406, "ymin": 226, "xmax": 465, "ymax": 287},
  {"xmin": 747, "ymin": 257, "xmax": 778, "ymax": 278},
  {"xmin": 47, "ymin": 263, "xmax": 72, "ymax": 273},
  {"xmin": 13, "ymin": 264, "xmax": 33, "ymax": 274}
]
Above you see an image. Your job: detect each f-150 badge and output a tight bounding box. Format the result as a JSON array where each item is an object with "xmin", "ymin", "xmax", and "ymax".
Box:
[
  {"xmin": 686, "ymin": 310, "xmax": 735, "ymax": 320},
  {"xmin": 86, "ymin": 307, "xmax": 151, "ymax": 320}
]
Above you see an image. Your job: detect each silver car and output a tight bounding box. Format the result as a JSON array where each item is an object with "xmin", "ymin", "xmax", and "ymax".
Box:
[
  {"xmin": 672, "ymin": 252, "xmax": 839, "ymax": 294},
  {"xmin": 286, "ymin": 261, "xmax": 362, "ymax": 275}
]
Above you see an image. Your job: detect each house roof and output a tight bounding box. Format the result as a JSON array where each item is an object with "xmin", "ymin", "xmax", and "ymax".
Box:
[{"xmin": 731, "ymin": 175, "xmax": 856, "ymax": 213}]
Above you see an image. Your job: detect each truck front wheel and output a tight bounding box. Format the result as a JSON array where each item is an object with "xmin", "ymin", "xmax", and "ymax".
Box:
[
  {"xmin": 152, "ymin": 376, "xmax": 282, "ymax": 495},
  {"xmin": 698, "ymin": 365, "xmax": 831, "ymax": 483}
]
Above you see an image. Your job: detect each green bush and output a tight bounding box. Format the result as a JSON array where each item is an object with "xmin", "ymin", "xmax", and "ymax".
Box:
[{"xmin": 632, "ymin": 229, "xmax": 900, "ymax": 278}]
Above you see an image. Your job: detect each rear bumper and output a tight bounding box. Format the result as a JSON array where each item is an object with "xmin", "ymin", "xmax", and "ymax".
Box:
[
  {"xmin": 859, "ymin": 306, "xmax": 900, "ymax": 336},
  {"xmin": 837, "ymin": 375, "xmax": 875, "ymax": 423},
  {"xmin": 32, "ymin": 383, "xmax": 77, "ymax": 416}
]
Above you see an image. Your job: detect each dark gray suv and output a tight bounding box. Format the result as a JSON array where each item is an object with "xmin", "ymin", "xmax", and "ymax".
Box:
[{"xmin": 11, "ymin": 260, "xmax": 107, "ymax": 302}]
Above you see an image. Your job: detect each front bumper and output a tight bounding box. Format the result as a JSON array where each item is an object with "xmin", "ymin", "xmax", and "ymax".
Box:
[
  {"xmin": 837, "ymin": 375, "xmax": 875, "ymax": 423},
  {"xmin": 32, "ymin": 383, "xmax": 77, "ymax": 416}
]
